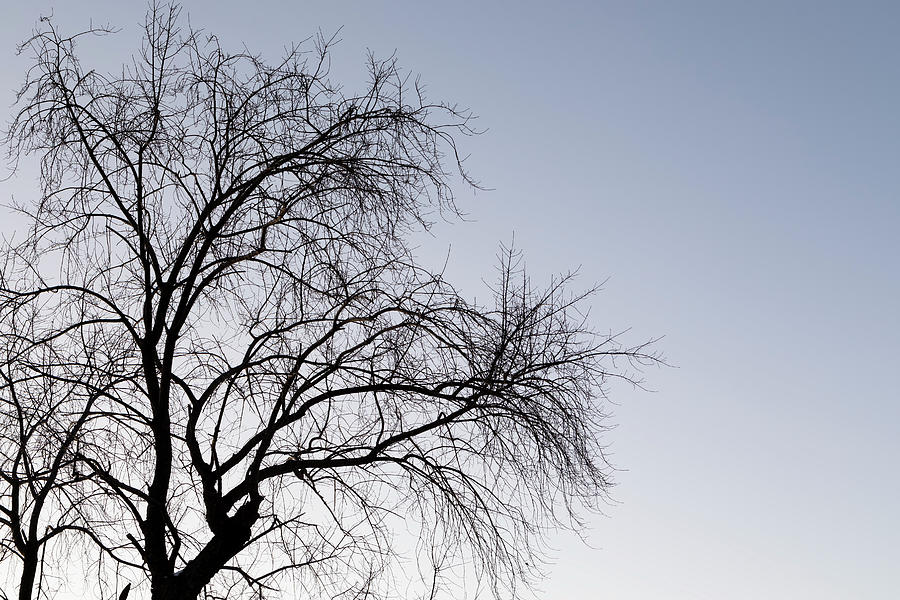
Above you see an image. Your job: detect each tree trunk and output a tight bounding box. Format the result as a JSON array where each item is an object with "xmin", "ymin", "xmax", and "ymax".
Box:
[
  {"xmin": 150, "ymin": 495, "xmax": 261, "ymax": 600},
  {"xmin": 18, "ymin": 547, "xmax": 38, "ymax": 600}
]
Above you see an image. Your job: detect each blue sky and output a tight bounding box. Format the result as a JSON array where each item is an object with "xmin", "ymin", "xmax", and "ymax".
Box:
[{"xmin": 1, "ymin": 2, "xmax": 898, "ymax": 598}]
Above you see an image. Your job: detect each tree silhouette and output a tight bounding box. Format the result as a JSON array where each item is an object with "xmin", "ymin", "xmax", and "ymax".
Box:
[{"xmin": 0, "ymin": 3, "xmax": 656, "ymax": 599}]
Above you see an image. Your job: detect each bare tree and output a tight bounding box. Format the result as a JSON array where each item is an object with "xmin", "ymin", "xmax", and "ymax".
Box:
[
  {"xmin": 1, "ymin": 3, "xmax": 657, "ymax": 600},
  {"xmin": 0, "ymin": 297, "xmax": 127, "ymax": 600}
]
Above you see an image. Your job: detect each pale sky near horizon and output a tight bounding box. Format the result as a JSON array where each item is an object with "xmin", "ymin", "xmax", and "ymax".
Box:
[{"xmin": 1, "ymin": 2, "xmax": 898, "ymax": 599}]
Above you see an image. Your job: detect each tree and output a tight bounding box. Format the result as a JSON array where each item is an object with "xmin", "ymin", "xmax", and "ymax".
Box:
[
  {"xmin": 0, "ymin": 304, "xmax": 108, "ymax": 600},
  {"xmin": 0, "ymin": 3, "xmax": 656, "ymax": 599}
]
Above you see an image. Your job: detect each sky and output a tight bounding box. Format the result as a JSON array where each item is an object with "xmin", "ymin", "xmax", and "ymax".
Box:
[{"xmin": 1, "ymin": 1, "xmax": 898, "ymax": 599}]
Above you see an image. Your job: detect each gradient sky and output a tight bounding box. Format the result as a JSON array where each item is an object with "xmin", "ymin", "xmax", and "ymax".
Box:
[{"xmin": 1, "ymin": 2, "xmax": 898, "ymax": 599}]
